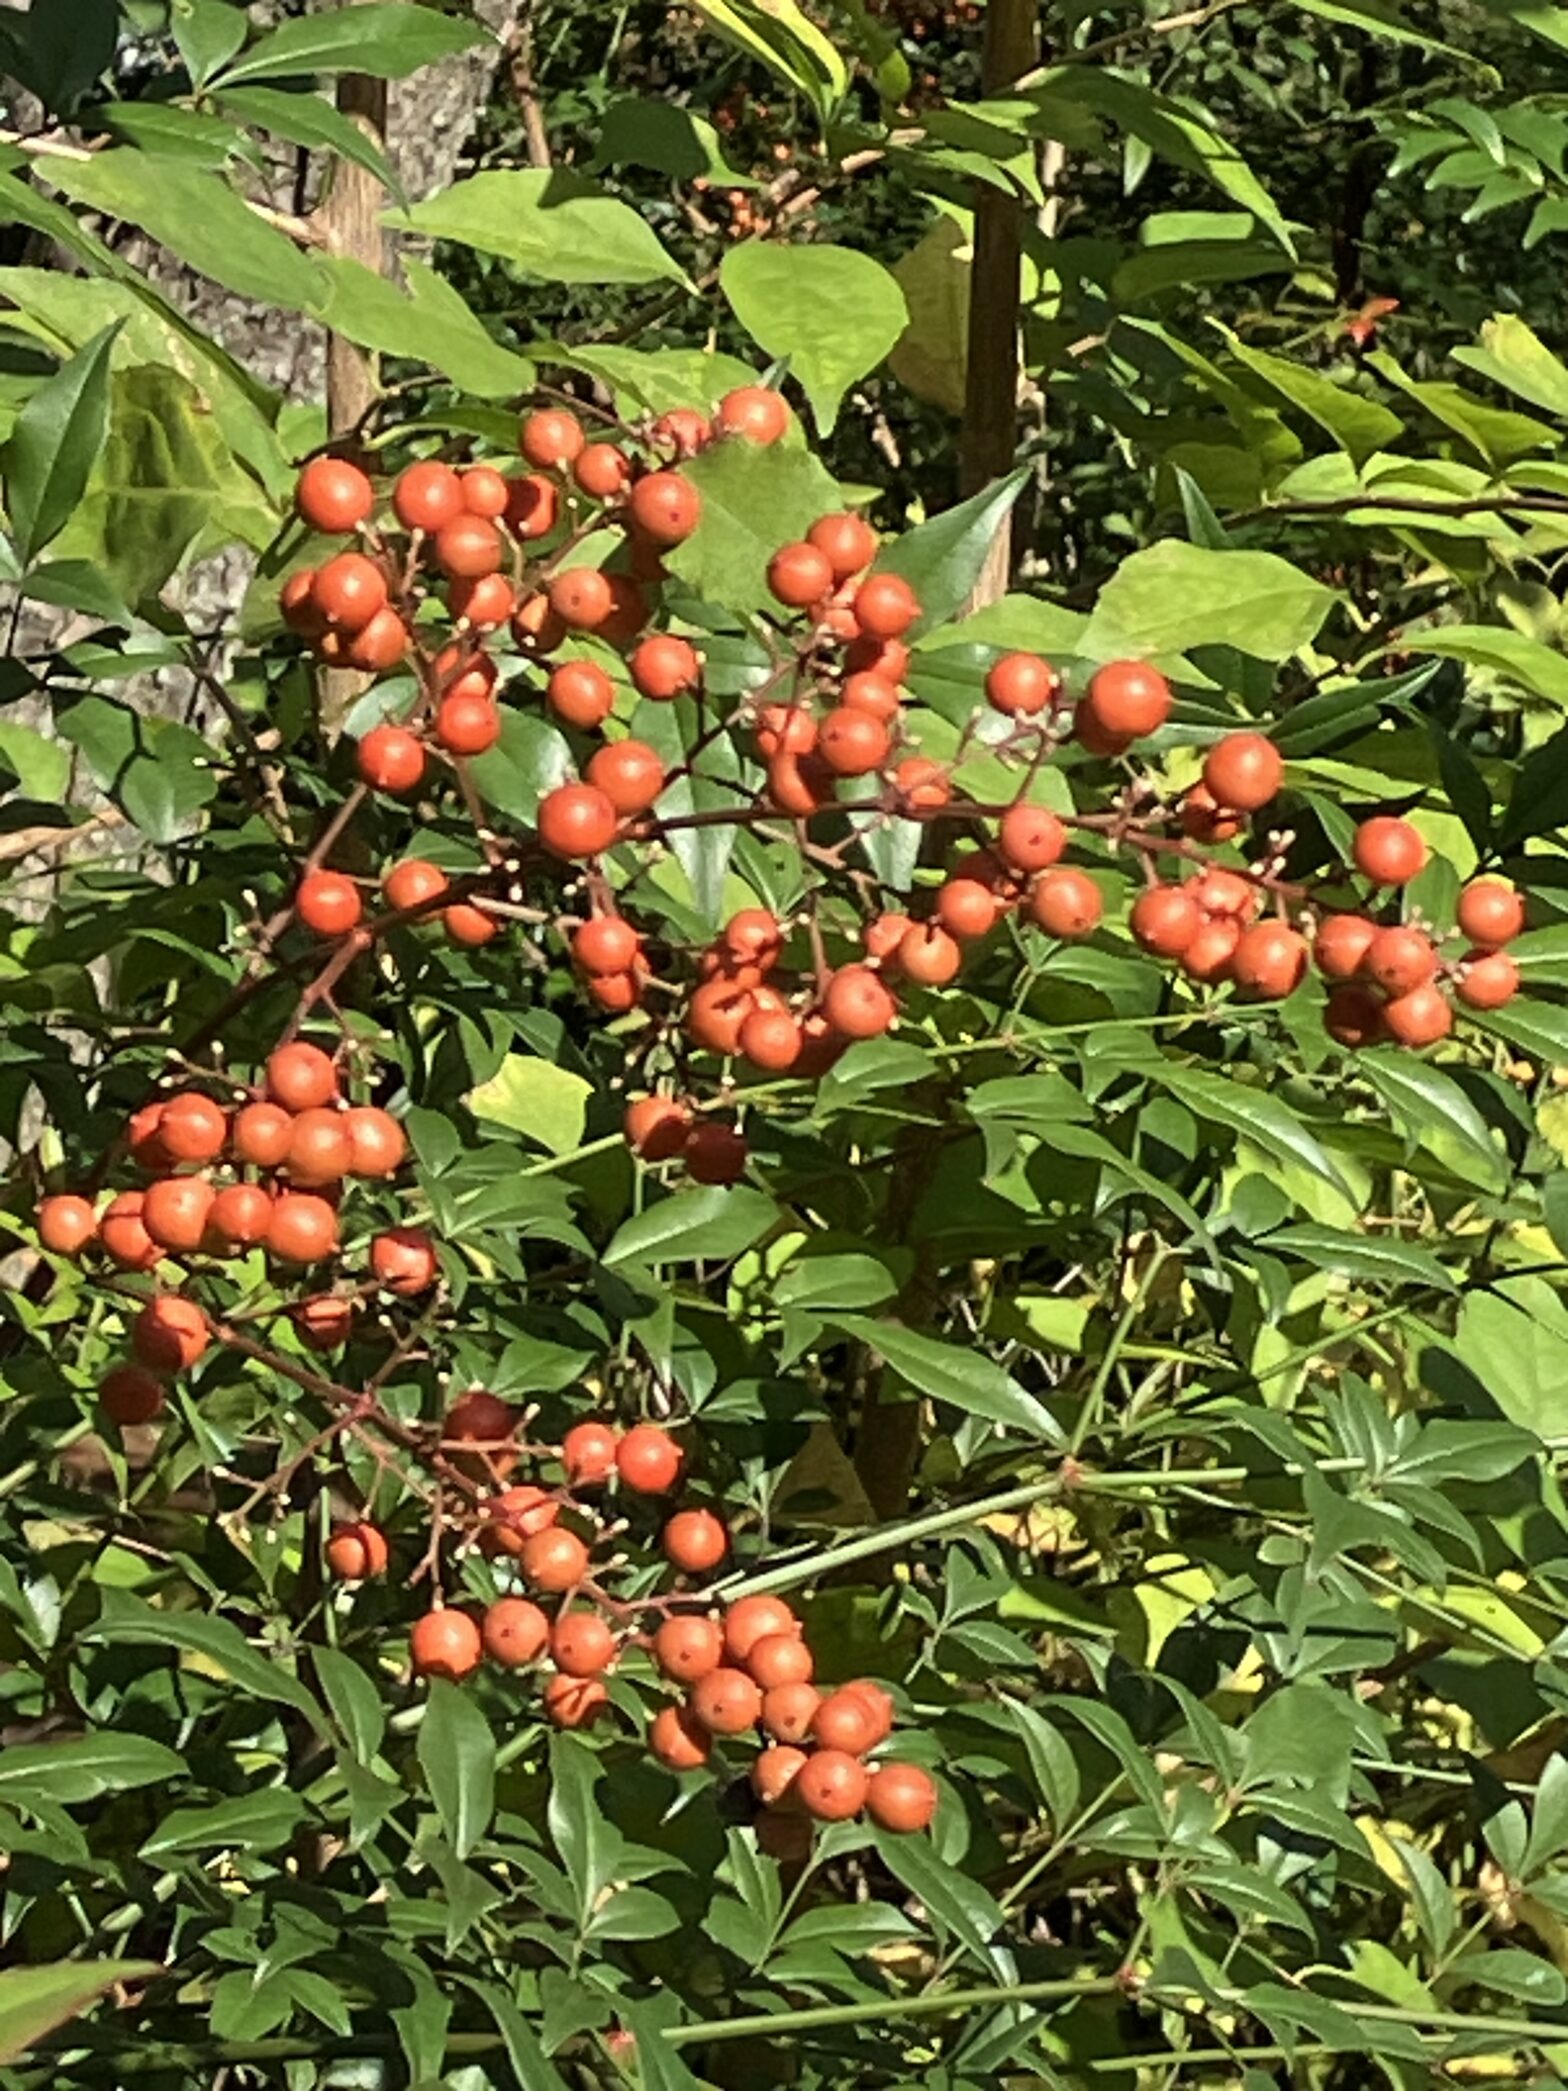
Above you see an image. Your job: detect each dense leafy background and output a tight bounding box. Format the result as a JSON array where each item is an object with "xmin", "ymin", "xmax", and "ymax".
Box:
[{"xmin": 8, "ymin": 0, "xmax": 1568, "ymax": 2086}]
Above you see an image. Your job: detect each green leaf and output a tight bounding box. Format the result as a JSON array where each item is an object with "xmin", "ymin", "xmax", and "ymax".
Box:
[
  {"xmin": 51, "ymin": 363, "xmax": 268, "ymax": 611},
  {"xmin": 58, "ymin": 695, "xmax": 219, "ymax": 845},
  {"xmin": 1148, "ymin": 1064, "xmax": 1347, "ymax": 1193},
  {"xmin": 386, "ymin": 170, "xmax": 687, "ymax": 287},
  {"xmin": 140, "ymin": 1789, "xmax": 307, "ymax": 1858},
  {"xmin": 418, "ymin": 1680, "xmax": 495, "ymax": 1861},
  {"xmin": 466, "ymin": 1056, "xmax": 592, "ymax": 1156},
  {"xmin": 170, "ymin": 0, "xmax": 248, "ymax": 86},
  {"xmin": 314, "ymin": 1648, "xmax": 385, "ymax": 1767},
  {"xmin": 603, "ymin": 1186, "xmax": 780, "ymax": 1267},
  {"xmin": 664, "ymin": 436, "xmax": 843, "ymax": 615},
  {"xmin": 1454, "ymin": 313, "xmax": 1568, "ymax": 417},
  {"xmin": 0, "ymin": 720, "xmax": 69, "ymax": 803},
  {"xmin": 44, "ymin": 152, "xmax": 324, "ymax": 311},
  {"xmin": 1001, "ymin": 1700, "xmax": 1082, "ymax": 1825},
  {"xmin": 82, "ymin": 1589, "xmax": 325, "ymax": 1729},
  {"xmin": 462, "ymin": 1980, "xmax": 570, "ymax": 2090},
  {"xmin": 1292, "ymin": 0, "xmax": 1478, "ymax": 54},
  {"xmin": 872, "ymin": 1825, "xmax": 1008, "ymax": 1970},
  {"xmin": 1358, "ymin": 1050, "xmax": 1508, "ymax": 1190},
  {"xmin": 685, "ymin": 0, "xmax": 849, "ymax": 119},
  {"xmin": 559, "ymin": 344, "xmax": 759, "ymax": 420},
  {"xmin": 1045, "ymin": 71, "xmax": 1295, "ymax": 254},
  {"xmin": 591, "ymin": 96, "xmax": 756, "ymax": 186},
  {"xmin": 876, "ymin": 471, "xmax": 1029, "ymax": 632},
  {"xmin": 829, "ymin": 1314, "xmax": 1062, "ymax": 1441},
  {"xmin": 5, "ymin": 320, "xmax": 120, "ymax": 565},
  {"xmin": 0, "ymin": 1961, "xmax": 160, "ymax": 2068},
  {"xmin": 212, "ymin": 2, "xmax": 488, "ymax": 84},
  {"xmin": 1418, "ymin": 624, "xmax": 1568, "ymax": 707},
  {"xmin": 467, "ymin": 706, "xmax": 575, "ymax": 824},
  {"xmin": 312, "ymin": 255, "xmax": 533, "ymax": 399},
  {"xmin": 0, "ymin": 1732, "xmax": 183, "ymax": 1803},
  {"xmin": 1215, "ymin": 325, "xmax": 1403, "ymax": 466},
  {"xmin": 1261, "ymin": 1224, "xmax": 1455, "ymax": 1292},
  {"xmin": 720, "ymin": 243, "xmax": 908, "ymax": 433},
  {"xmin": 2, "ymin": 0, "xmax": 117, "ymax": 111},
  {"xmin": 1082, "ymin": 541, "xmax": 1335, "ymax": 662},
  {"xmin": 1455, "ymin": 1287, "xmax": 1568, "ymax": 1436},
  {"xmin": 218, "ymin": 86, "xmax": 399, "ymax": 195},
  {"xmin": 548, "ymin": 1733, "xmax": 618, "ymax": 1926}
]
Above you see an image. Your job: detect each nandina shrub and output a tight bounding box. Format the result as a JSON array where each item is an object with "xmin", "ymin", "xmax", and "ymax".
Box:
[{"xmin": 10, "ymin": 11, "xmax": 1568, "ymax": 2085}]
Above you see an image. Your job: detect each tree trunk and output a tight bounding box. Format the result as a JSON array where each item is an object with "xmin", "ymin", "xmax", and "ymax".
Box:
[{"xmin": 958, "ymin": 0, "xmax": 1040, "ymax": 609}]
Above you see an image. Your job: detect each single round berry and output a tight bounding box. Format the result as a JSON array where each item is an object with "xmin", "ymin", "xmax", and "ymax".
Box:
[
  {"xmin": 410, "ymin": 1609, "xmax": 482, "ymax": 1682},
  {"xmin": 297, "ymin": 454, "xmax": 373, "ymax": 534},
  {"xmin": 384, "ymin": 858, "xmax": 449, "ymax": 914},
  {"xmin": 897, "ymin": 923, "xmax": 962, "ymax": 986},
  {"xmin": 38, "ymin": 1193, "xmax": 97, "ymax": 1257},
  {"xmin": 796, "ymin": 1748, "xmax": 868, "ymax": 1822},
  {"xmin": 1364, "ymin": 926, "xmax": 1437, "ymax": 997},
  {"xmin": 1083, "ymin": 661, "xmax": 1171, "ymax": 739},
  {"xmin": 866, "ymin": 1761, "xmax": 938, "ymax": 1833},
  {"xmin": 507, "ymin": 472, "xmax": 559, "ymax": 540},
  {"xmin": 267, "ymin": 1042, "xmax": 338, "ymax": 1111},
  {"xmin": 654, "ymin": 1614, "xmax": 724, "ymax": 1685},
  {"xmin": 662, "ymin": 1508, "xmax": 729, "ymax": 1574},
  {"xmin": 823, "ymin": 965, "xmax": 897, "ymax": 1039},
  {"xmin": 752, "ymin": 1744, "xmax": 809, "ymax": 1805},
  {"xmin": 1183, "ymin": 917, "xmax": 1242, "ymax": 985},
  {"xmin": 444, "ymin": 903, "xmax": 497, "ymax": 949},
  {"xmin": 624, "ymin": 1096, "xmax": 692, "ymax": 1163},
  {"xmin": 210, "ymin": 1182, "xmax": 273, "ymax": 1247},
  {"xmin": 1354, "ymin": 816, "xmax": 1426, "ymax": 887},
  {"xmin": 716, "ymin": 386, "xmax": 790, "ymax": 444},
  {"xmin": 573, "ymin": 915, "xmax": 641, "ymax": 975},
  {"xmin": 650, "ymin": 1704, "xmax": 711, "ymax": 1770},
  {"xmin": 483, "ymin": 1597, "xmax": 550, "ymax": 1667},
  {"xmin": 159, "ymin": 1091, "xmax": 228, "ymax": 1163},
  {"xmin": 1458, "ymin": 880, "xmax": 1525, "ymax": 949},
  {"xmin": 1131, "ymin": 885, "xmax": 1201, "ymax": 959},
  {"xmin": 460, "ymin": 464, "xmax": 509, "ymax": 519},
  {"xmin": 1314, "ymin": 914, "xmax": 1378, "ymax": 981},
  {"xmin": 761, "ymin": 1681, "xmax": 821, "ymax": 1744},
  {"xmin": 573, "ymin": 442, "xmax": 631, "ymax": 499},
  {"xmin": 842, "ymin": 670, "xmax": 901, "ymax": 721},
  {"xmin": 690, "ymin": 1666, "xmax": 763, "ymax": 1735},
  {"xmin": 629, "ymin": 633, "xmax": 701, "ymax": 701},
  {"xmin": 326, "ymin": 1521, "xmax": 389, "ymax": 1581},
  {"xmin": 520, "ymin": 407, "xmax": 585, "ymax": 470},
  {"xmin": 141, "ymin": 1176, "xmax": 215, "ymax": 1253},
  {"xmin": 371, "ymin": 1227, "xmax": 437, "ymax": 1296},
  {"xmin": 739, "ymin": 1006, "xmax": 803, "ymax": 1071},
  {"xmin": 1230, "ymin": 921, "xmax": 1308, "ymax": 1000},
  {"xmin": 810, "ymin": 1688, "xmax": 881, "ymax": 1756},
  {"xmin": 100, "ymin": 1365, "xmax": 165, "ymax": 1426},
  {"xmin": 551, "ymin": 1611, "xmax": 617, "ymax": 1677},
  {"xmin": 293, "ymin": 1295, "xmax": 355, "ymax": 1350},
  {"xmin": 1456, "ymin": 950, "xmax": 1520, "ymax": 1009},
  {"xmin": 358, "ymin": 724, "xmax": 425, "ymax": 794},
  {"xmin": 936, "ymin": 878, "xmax": 999, "ymax": 941},
  {"xmin": 617, "ymin": 1424, "xmax": 683, "ymax": 1494},
  {"xmin": 808, "ymin": 511, "xmax": 877, "ymax": 579},
  {"xmin": 549, "ymin": 567, "xmax": 614, "ymax": 631},
  {"xmin": 998, "ymin": 803, "xmax": 1067, "ymax": 874},
  {"xmin": 768, "ymin": 541, "xmax": 834, "ymax": 609},
  {"xmin": 313, "ymin": 552, "xmax": 387, "ymax": 632},
  {"xmin": 393, "ymin": 459, "xmax": 464, "ymax": 533},
  {"xmin": 1382, "ymin": 981, "xmax": 1452, "ymax": 1047},
  {"xmin": 433, "ymin": 513, "xmax": 502, "ymax": 580},
  {"xmin": 521, "ymin": 1525, "xmax": 590, "ymax": 1593},
  {"xmin": 1029, "ymin": 868, "xmax": 1103, "ymax": 939},
  {"xmin": 818, "ymin": 707, "xmax": 889, "ymax": 777},
  {"xmin": 684, "ymin": 1122, "xmax": 748, "ymax": 1184},
  {"xmin": 587, "ymin": 738, "xmax": 664, "ymax": 815},
  {"xmin": 1203, "ymin": 731, "xmax": 1282, "ymax": 812},
  {"xmin": 652, "ymin": 408, "xmax": 711, "ymax": 456},
  {"xmin": 548, "ymin": 659, "xmax": 616, "ymax": 728},
  {"xmin": 539, "ymin": 783, "xmax": 618, "ymax": 859},
  {"xmin": 629, "ymin": 471, "xmax": 701, "ymax": 546},
  {"xmin": 343, "ymin": 1106, "xmax": 407, "ymax": 1179},
  {"xmin": 746, "ymin": 1632, "xmax": 814, "ymax": 1690},
  {"xmin": 853, "ymin": 572, "xmax": 919, "ymax": 639},
  {"xmin": 986, "ymin": 652, "xmax": 1060, "ymax": 717},
  {"xmin": 132, "ymin": 1294, "xmax": 210, "ymax": 1373},
  {"xmin": 297, "ymin": 870, "xmax": 362, "ymax": 938},
  {"xmin": 267, "ymin": 1192, "xmax": 339, "ymax": 1265},
  {"xmin": 561, "ymin": 1418, "xmax": 619, "ymax": 1485}
]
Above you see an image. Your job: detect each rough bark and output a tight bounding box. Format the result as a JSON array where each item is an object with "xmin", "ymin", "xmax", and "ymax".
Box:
[{"xmin": 958, "ymin": 0, "xmax": 1040, "ymax": 610}]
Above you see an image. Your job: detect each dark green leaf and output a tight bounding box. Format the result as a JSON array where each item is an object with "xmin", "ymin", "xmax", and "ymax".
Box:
[
  {"xmin": 5, "ymin": 320, "xmax": 120, "ymax": 565},
  {"xmin": 418, "ymin": 1679, "xmax": 495, "ymax": 1861}
]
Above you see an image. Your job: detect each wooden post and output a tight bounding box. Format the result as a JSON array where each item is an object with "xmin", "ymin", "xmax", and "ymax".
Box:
[{"xmin": 958, "ymin": 0, "xmax": 1040, "ymax": 609}]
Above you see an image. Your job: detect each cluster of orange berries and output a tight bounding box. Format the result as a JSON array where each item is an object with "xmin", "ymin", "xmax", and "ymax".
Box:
[
  {"xmin": 339, "ymin": 1399, "xmax": 935, "ymax": 1833},
  {"xmin": 36, "ymin": 1042, "xmax": 435, "ymax": 1422}
]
